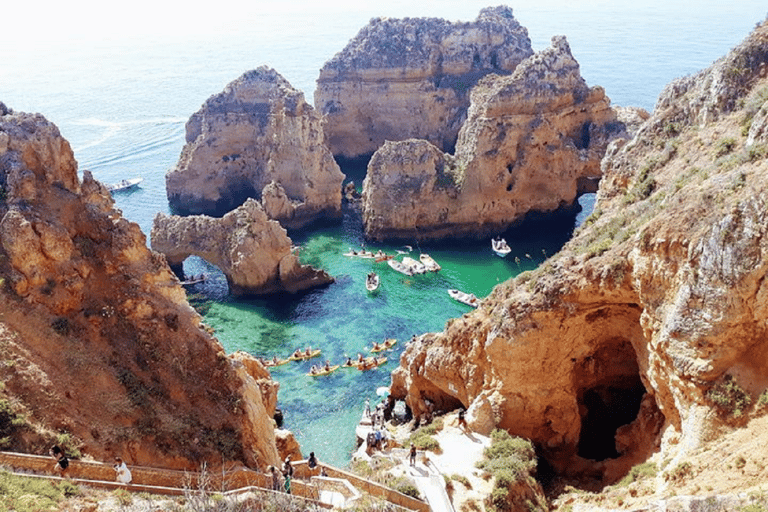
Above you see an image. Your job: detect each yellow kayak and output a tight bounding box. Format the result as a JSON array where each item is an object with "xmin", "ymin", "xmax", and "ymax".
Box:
[
  {"xmin": 308, "ymin": 365, "xmax": 340, "ymax": 377},
  {"xmin": 370, "ymin": 338, "xmax": 397, "ymax": 353},
  {"xmin": 263, "ymin": 358, "xmax": 289, "ymax": 368},
  {"xmin": 358, "ymin": 357, "xmax": 387, "ymax": 371},
  {"xmin": 288, "ymin": 349, "xmax": 322, "ymax": 361}
]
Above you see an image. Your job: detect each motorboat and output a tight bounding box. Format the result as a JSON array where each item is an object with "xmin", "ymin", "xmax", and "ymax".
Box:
[
  {"xmin": 107, "ymin": 177, "xmax": 143, "ymax": 192},
  {"xmin": 366, "ymin": 272, "xmax": 380, "ymax": 292},
  {"xmin": 448, "ymin": 288, "xmax": 480, "ymax": 308},
  {"xmin": 387, "ymin": 258, "xmax": 413, "ymax": 276},
  {"xmin": 419, "ymin": 253, "xmax": 441, "ymax": 272},
  {"xmin": 492, "ymin": 237, "xmax": 512, "ymax": 257},
  {"xmin": 402, "ymin": 256, "xmax": 427, "ymax": 274}
]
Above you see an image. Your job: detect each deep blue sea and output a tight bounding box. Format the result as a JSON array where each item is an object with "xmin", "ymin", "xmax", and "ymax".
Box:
[{"xmin": 3, "ymin": 0, "xmax": 765, "ymax": 467}]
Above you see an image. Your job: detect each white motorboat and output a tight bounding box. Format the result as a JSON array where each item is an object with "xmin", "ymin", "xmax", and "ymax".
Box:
[
  {"xmin": 107, "ymin": 177, "xmax": 143, "ymax": 192},
  {"xmin": 387, "ymin": 258, "xmax": 413, "ymax": 276},
  {"xmin": 492, "ymin": 237, "xmax": 512, "ymax": 257},
  {"xmin": 402, "ymin": 256, "xmax": 427, "ymax": 274},
  {"xmin": 448, "ymin": 289, "xmax": 479, "ymax": 308},
  {"xmin": 419, "ymin": 253, "xmax": 441, "ymax": 272},
  {"xmin": 366, "ymin": 272, "xmax": 380, "ymax": 292}
]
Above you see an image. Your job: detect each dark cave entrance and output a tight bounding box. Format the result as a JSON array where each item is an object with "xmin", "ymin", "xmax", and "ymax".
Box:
[
  {"xmin": 576, "ymin": 379, "xmax": 646, "ymax": 460},
  {"xmin": 574, "ymin": 337, "xmax": 647, "ymax": 462}
]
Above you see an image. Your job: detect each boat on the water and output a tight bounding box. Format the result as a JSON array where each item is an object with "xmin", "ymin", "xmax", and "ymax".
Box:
[
  {"xmin": 358, "ymin": 356, "xmax": 387, "ymax": 371},
  {"xmin": 107, "ymin": 177, "xmax": 143, "ymax": 192},
  {"xmin": 492, "ymin": 237, "xmax": 512, "ymax": 257},
  {"xmin": 263, "ymin": 357, "xmax": 289, "ymax": 368},
  {"xmin": 371, "ymin": 338, "xmax": 397, "ymax": 353},
  {"xmin": 402, "ymin": 256, "xmax": 427, "ymax": 274},
  {"xmin": 308, "ymin": 364, "xmax": 340, "ymax": 377},
  {"xmin": 419, "ymin": 253, "xmax": 441, "ymax": 272},
  {"xmin": 180, "ymin": 274, "xmax": 207, "ymax": 286},
  {"xmin": 448, "ymin": 288, "xmax": 480, "ymax": 308},
  {"xmin": 366, "ymin": 272, "xmax": 380, "ymax": 292},
  {"xmin": 387, "ymin": 258, "xmax": 413, "ymax": 276},
  {"xmin": 288, "ymin": 348, "xmax": 322, "ymax": 361}
]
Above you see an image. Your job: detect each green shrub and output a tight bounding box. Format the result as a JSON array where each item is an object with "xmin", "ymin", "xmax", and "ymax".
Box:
[
  {"xmin": 617, "ymin": 461, "xmax": 657, "ymax": 486},
  {"xmin": 707, "ymin": 374, "xmax": 752, "ymax": 418},
  {"xmin": 0, "ymin": 470, "xmax": 81, "ymax": 511},
  {"xmin": 477, "ymin": 430, "xmax": 538, "ymax": 512},
  {"xmin": 716, "ymin": 137, "xmax": 737, "ymax": 157}
]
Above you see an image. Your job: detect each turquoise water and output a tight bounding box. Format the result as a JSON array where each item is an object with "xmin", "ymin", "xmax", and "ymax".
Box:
[{"xmin": 3, "ymin": 0, "xmax": 766, "ymax": 467}]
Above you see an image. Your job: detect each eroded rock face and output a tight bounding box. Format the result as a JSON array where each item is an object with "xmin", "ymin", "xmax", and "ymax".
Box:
[
  {"xmin": 166, "ymin": 67, "xmax": 344, "ymax": 228},
  {"xmin": 151, "ymin": 199, "xmax": 333, "ymax": 296},
  {"xmin": 0, "ymin": 105, "xmax": 281, "ymax": 470},
  {"xmin": 391, "ymin": 22, "xmax": 768, "ymax": 485},
  {"xmin": 362, "ymin": 36, "xmax": 621, "ymax": 242},
  {"xmin": 315, "ymin": 6, "xmax": 533, "ymax": 158}
]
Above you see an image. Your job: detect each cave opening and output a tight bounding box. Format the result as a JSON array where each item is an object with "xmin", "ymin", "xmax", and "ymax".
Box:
[{"xmin": 577, "ymin": 375, "xmax": 646, "ymax": 461}]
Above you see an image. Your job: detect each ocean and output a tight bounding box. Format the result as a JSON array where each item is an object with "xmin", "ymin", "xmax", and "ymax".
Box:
[{"xmin": 3, "ymin": 0, "xmax": 765, "ymax": 467}]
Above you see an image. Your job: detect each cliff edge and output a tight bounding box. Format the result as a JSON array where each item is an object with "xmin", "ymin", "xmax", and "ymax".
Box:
[{"xmin": 0, "ymin": 104, "xmax": 283, "ymax": 471}]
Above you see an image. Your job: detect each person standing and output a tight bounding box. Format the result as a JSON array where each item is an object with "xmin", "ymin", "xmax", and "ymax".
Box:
[
  {"xmin": 113, "ymin": 457, "xmax": 132, "ymax": 484},
  {"xmin": 269, "ymin": 465, "xmax": 281, "ymax": 491},
  {"xmin": 409, "ymin": 444, "xmax": 417, "ymax": 466},
  {"xmin": 49, "ymin": 445, "xmax": 69, "ymax": 477}
]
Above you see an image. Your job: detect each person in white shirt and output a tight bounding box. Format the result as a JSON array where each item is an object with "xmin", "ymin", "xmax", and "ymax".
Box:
[{"xmin": 113, "ymin": 457, "xmax": 132, "ymax": 484}]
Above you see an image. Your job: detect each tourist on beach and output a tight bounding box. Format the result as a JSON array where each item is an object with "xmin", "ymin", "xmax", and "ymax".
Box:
[
  {"xmin": 308, "ymin": 451, "xmax": 318, "ymax": 473},
  {"xmin": 113, "ymin": 457, "xmax": 132, "ymax": 484},
  {"xmin": 49, "ymin": 445, "xmax": 69, "ymax": 477},
  {"xmin": 283, "ymin": 456, "xmax": 294, "ymax": 478},
  {"xmin": 458, "ymin": 408, "xmax": 468, "ymax": 432},
  {"xmin": 409, "ymin": 444, "xmax": 417, "ymax": 466},
  {"xmin": 364, "ymin": 398, "xmax": 371, "ymax": 418},
  {"xmin": 284, "ymin": 473, "xmax": 292, "ymax": 494}
]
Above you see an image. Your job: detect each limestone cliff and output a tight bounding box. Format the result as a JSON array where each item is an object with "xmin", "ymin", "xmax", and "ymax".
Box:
[
  {"xmin": 315, "ymin": 6, "xmax": 533, "ymax": 158},
  {"xmin": 166, "ymin": 66, "xmax": 344, "ymax": 227},
  {"xmin": 362, "ymin": 36, "xmax": 621, "ymax": 242},
  {"xmin": 391, "ymin": 19, "xmax": 768, "ymax": 500},
  {"xmin": 0, "ymin": 104, "xmax": 282, "ymax": 471},
  {"xmin": 151, "ymin": 199, "xmax": 333, "ymax": 296}
]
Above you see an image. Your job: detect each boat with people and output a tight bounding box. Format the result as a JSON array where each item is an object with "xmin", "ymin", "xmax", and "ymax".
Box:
[
  {"xmin": 492, "ymin": 237, "xmax": 512, "ymax": 257},
  {"xmin": 180, "ymin": 274, "xmax": 207, "ymax": 286},
  {"xmin": 419, "ymin": 253, "xmax": 441, "ymax": 272},
  {"xmin": 448, "ymin": 288, "xmax": 480, "ymax": 308},
  {"xmin": 357, "ymin": 356, "xmax": 387, "ymax": 371},
  {"xmin": 263, "ymin": 356, "xmax": 289, "ymax": 368},
  {"xmin": 370, "ymin": 338, "xmax": 397, "ymax": 353},
  {"xmin": 402, "ymin": 256, "xmax": 427, "ymax": 274},
  {"xmin": 288, "ymin": 348, "xmax": 322, "ymax": 361},
  {"xmin": 387, "ymin": 258, "xmax": 413, "ymax": 276},
  {"xmin": 366, "ymin": 272, "xmax": 380, "ymax": 292},
  {"xmin": 107, "ymin": 177, "xmax": 143, "ymax": 192},
  {"xmin": 308, "ymin": 364, "xmax": 340, "ymax": 377}
]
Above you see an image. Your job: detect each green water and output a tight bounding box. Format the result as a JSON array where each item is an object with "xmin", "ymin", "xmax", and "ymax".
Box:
[{"xmin": 185, "ymin": 198, "xmax": 586, "ymax": 468}]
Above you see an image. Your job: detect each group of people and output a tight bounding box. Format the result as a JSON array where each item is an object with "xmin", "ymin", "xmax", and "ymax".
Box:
[
  {"xmin": 49, "ymin": 445, "xmax": 131, "ymax": 484},
  {"xmin": 268, "ymin": 453, "xmax": 326, "ymax": 494}
]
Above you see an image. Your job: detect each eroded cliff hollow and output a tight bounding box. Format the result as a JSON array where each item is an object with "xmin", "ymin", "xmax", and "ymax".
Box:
[
  {"xmin": 166, "ymin": 66, "xmax": 344, "ymax": 227},
  {"xmin": 151, "ymin": 199, "xmax": 333, "ymax": 296},
  {"xmin": 0, "ymin": 103, "xmax": 282, "ymax": 471},
  {"xmin": 391, "ymin": 20, "xmax": 768, "ymax": 496},
  {"xmin": 315, "ymin": 6, "xmax": 533, "ymax": 159},
  {"xmin": 362, "ymin": 36, "xmax": 621, "ymax": 242}
]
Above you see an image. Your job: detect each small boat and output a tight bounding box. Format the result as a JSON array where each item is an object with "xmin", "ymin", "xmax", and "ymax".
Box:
[
  {"xmin": 308, "ymin": 364, "xmax": 340, "ymax": 377},
  {"xmin": 419, "ymin": 254, "xmax": 441, "ymax": 272},
  {"xmin": 107, "ymin": 177, "xmax": 143, "ymax": 192},
  {"xmin": 358, "ymin": 356, "xmax": 387, "ymax": 371},
  {"xmin": 366, "ymin": 272, "xmax": 380, "ymax": 292},
  {"xmin": 492, "ymin": 237, "xmax": 512, "ymax": 257},
  {"xmin": 396, "ymin": 245, "xmax": 413, "ymax": 255},
  {"xmin": 448, "ymin": 289, "xmax": 480, "ymax": 308},
  {"xmin": 343, "ymin": 248, "xmax": 377, "ymax": 259},
  {"xmin": 370, "ymin": 338, "xmax": 397, "ymax": 353},
  {"xmin": 374, "ymin": 253, "xmax": 394, "ymax": 263},
  {"xmin": 288, "ymin": 348, "xmax": 322, "ymax": 361},
  {"xmin": 402, "ymin": 256, "xmax": 427, "ymax": 274},
  {"xmin": 180, "ymin": 274, "xmax": 207, "ymax": 286},
  {"xmin": 387, "ymin": 258, "xmax": 413, "ymax": 276},
  {"xmin": 263, "ymin": 357, "xmax": 289, "ymax": 368}
]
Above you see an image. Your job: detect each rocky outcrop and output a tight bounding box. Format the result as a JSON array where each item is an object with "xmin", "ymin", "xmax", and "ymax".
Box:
[
  {"xmin": 315, "ymin": 6, "xmax": 533, "ymax": 158},
  {"xmin": 362, "ymin": 36, "xmax": 622, "ymax": 242},
  {"xmin": 166, "ymin": 67, "xmax": 344, "ymax": 227},
  {"xmin": 0, "ymin": 104, "xmax": 282, "ymax": 470},
  {"xmin": 151, "ymin": 199, "xmax": 333, "ymax": 296},
  {"xmin": 391, "ymin": 20, "xmax": 768, "ymax": 491}
]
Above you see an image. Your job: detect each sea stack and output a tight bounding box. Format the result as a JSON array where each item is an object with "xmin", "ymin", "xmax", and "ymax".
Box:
[
  {"xmin": 151, "ymin": 199, "xmax": 334, "ymax": 296},
  {"xmin": 315, "ymin": 6, "xmax": 534, "ymax": 159},
  {"xmin": 166, "ymin": 66, "xmax": 344, "ymax": 228},
  {"xmin": 362, "ymin": 36, "xmax": 621, "ymax": 242}
]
